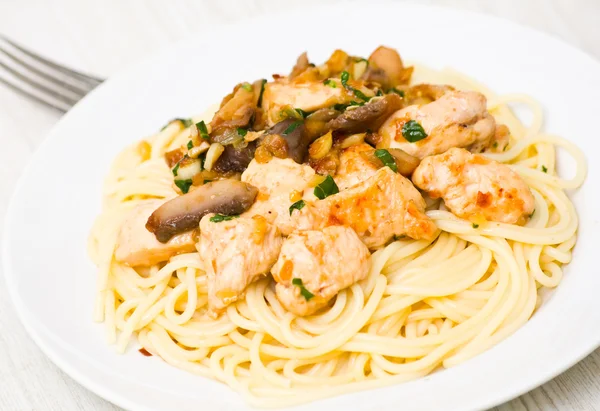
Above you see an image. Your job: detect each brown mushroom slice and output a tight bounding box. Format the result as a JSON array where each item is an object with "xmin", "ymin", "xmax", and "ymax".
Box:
[
  {"xmin": 146, "ymin": 180, "xmax": 258, "ymax": 243},
  {"xmin": 210, "ymin": 83, "xmax": 257, "ymax": 134},
  {"xmin": 212, "ymin": 141, "xmax": 257, "ymax": 173},
  {"xmin": 362, "ymin": 46, "xmax": 413, "ymax": 89},
  {"xmin": 263, "ymin": 118, "xmax": 312, "ymax": 164},
  {"xmin": 328, "ymin": 94, "xmax": 404, "ymax": 134}
]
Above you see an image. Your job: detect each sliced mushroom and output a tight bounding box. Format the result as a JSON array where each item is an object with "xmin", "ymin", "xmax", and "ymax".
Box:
[
  {"xmin": 304, "ymin": 108, "xmax": 341, "ymax": 138},
  {"xmin": 146, "ymin": 180, "xmax": 258, "ymax": 243},
  {"xmin": 210, "ymin": 83, "xmax": 257, "ymax": 135},
  {"xmin": 327, "ymin": 94, "xmax": 404, "ymax": 134},
  {"xmin": 263, "ymin": 118, "xmax": 312, "ymax": 163},
  {"xmin": 362, "ymin": 46, "xmax": 413, "ymax": 89},
  {"xmin": 213, "ymin": 141, "xmax": 257, "ymax": 173}
]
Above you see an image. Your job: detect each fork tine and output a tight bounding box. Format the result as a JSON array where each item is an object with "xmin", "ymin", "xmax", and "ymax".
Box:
[
  {"xmin": 0, "ymin": 46, "xmax": 92, "ymax": 98},
  {"xmin": 0, "ymin": 35, "xmax": 104, "ymax": 86},
  {"xmin": 0, "ymin": 76, "xmax": 69, "ymax": 113},
  {"xmin": 0, "ymin": 60, "xmax": 80, "ymax": 106}
]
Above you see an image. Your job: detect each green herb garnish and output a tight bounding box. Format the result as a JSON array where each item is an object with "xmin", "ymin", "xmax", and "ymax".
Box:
[
  {"xmin": 292, "ymin": 278, "xmax": 314, "ymax": 301},
  {"xmin": 323, "ymin": 79, "xmax": 337, "ymax": 88},
  {"xmin": 352, "ymin": 89, "xmax": 369, "ymax": 101},
  {"xmin": 196, "ymin": 121, "xmax": 210, "ymax": 140},
  {"xmin": 340, "ymin": 70, "xmax": 369, "ymax": 101},
  {"xmin": 530, "ymin": 209, "xmax": 535, "ymax": 218},
  {"xmin": 174, "ymin": 179, "xmax": 193, "ymax": 194},
  {"xmin": 172, "ymin": 162, "xmax": 180, "ymax": 176},
  {"xmin": 393, "ymin": 234, "xmax": 406, "ymax": 241},
  {"xmin": 340, "ymin": 70, "xmax": 350, "ymax": 87},
  {"xmin": 289, "ymin": 200, "xmax": 306, "ymax": 215},
  {"xmin": 257, "ymin": 79, "xmax": 267, "ymax": 106},
  {"xmin": 237, "ymin": 127, "xmax": 248, "ymax": 137},
  {"xmin": 374, "ymin": 149, "xmax": 398, "ymax": 172},
  {"xmin": 390, "ymin": 88, "xmax": 405, "ymax": 97},
  {"xmin": 376, "ymin": 89, "xmax": 384, "ymax": 96},
  {"xmin": 187, "ymin": 141, "xmax": 193, "ymax": 150},
  {"xmin": 161, "ymin": 118, "xmax": 192, "ymax": 131},
  {"xmin": 402, "ymin": 120, "xmax": 428, "ymax": 142},
  {"xmin": 314, "ymin": 175, "xmax": 339, "ymax": 200},
  {"xmin": 493, "ymin": 141, "xmax": 498, "ymax": 148},
  {"xmin": 283, "ymin": 120, "xmax": 303, "ymax": 135},
  {"xmin": 333, "ymin": 101, "xmax": 364, "ymax": 111},
  {"xmin": 241, "ymin": 83, "xmax": 253, "ymax": 92},
  {"xmin": 472, "ymin": 223, "xmax": 479, "ymax": 229},
  {"xmin": 295, "ymin": 108, "xmax": 311, "ymax": 118},
  {"xmin": 541, "ymin": 165, "xmax": 548, "ymax": 173},
  {"xmin": 209, "ymin": 214, "xmax": 240, "ymax": 223}
]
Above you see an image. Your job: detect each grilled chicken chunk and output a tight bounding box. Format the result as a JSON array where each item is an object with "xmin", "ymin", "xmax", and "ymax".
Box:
[
  {"xmin": 294, "ymin": 167, "xmax": 437, "ymax": 248},
  {"xmin": 412, "ymin": 148, "xmax": 535, "ymax": 224},
  {"xmin": 115, "ymin": 200, "xmax": 196, "ymax": 267},
  {"xmin": 379, "ymin": 91, "xmax": 496, "ymax": 159},
  {"xmin": 272, "ymin": 226, "xmax": 370, "ymax": 316},
  {"xmin": 334, "ymin": 143, "xmax": 379, "ymax": 190},
  {"xmin": 198, "ymin": 214, "xmax": 283, "ymax": 315},
  {"xmin": 241, "ymin": 158, "xmax": 316, "ymax": 235}
]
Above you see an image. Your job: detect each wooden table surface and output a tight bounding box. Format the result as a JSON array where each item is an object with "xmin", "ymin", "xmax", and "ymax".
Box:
[{"xmin": 1, "ymin": 0, "xmax": 599, "ymax": 410}]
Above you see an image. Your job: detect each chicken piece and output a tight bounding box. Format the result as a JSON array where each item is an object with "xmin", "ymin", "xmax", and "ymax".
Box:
[
  {"xmin": 198, "ymin": 214, "xmax": 283, "ymax": 315},
  {"xmin": 334, "ymin": 143, "xmax": 379, "ymax": 190},
  {"xmin": 294, "ymin": 167, "xmax": 437, "ymax": 248},
  {"xmin": 115, "ymin": 201, "xmax": 196, "ymax": 267},
  {"xmin": 379, "ymin": 91, "xmax": 496, "ymax": 159},
  {"xmin": 272, "ymin": 226, "xmax": 370, "ymax": 316},
  {"xmin": 241, "ymin": 157, "xmax": 315, "ymax": 235},
  {"xmin": 261, "ymin": 81, "xmax": 354, "ymax": 127},
  {"xmin": 412, "ymin": 148, "xmax": 535, "ymax": 224}
]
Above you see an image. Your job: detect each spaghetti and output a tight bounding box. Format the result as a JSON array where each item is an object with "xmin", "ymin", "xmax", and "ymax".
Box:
[{"xmin": 88, "ymin": 65, "xmax": 586, "ymax": 407}]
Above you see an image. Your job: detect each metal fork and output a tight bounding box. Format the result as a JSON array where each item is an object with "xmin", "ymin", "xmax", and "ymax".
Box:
[{"xmin": 0, "ymin": 35, "xmax": 104, "ymax": 113}]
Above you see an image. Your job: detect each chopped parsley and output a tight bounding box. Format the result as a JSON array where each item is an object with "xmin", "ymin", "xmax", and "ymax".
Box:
[
  {"xmin": 289, "ymin": 200, "xmax": 306, "ymax": 215},
  {"xmin": 295, "ymin": 108, "xmax": 311, "ymax": 118},
  {"xmin": 292, "ymin": 278, "xmax": 314, "ymax": 301},
  {"xmin": 541, "ymin": 165, "xmax": 548, "ymax": 173},
  {"xmin": 390, "ymin": 88, "xmax": 405, "ymax": 97},
  {"xmin": 402, "ymin": 120, "xmax": 428, "ymax": 142},
  {"xmin": 393, "ymin": 234, "xmax": 406, "ymax": 241},
  {"xmin": 324, "ymin": 79, "xmax": 337, "ymax": 88},
  {"xmin": 257, "ymin": 79, "xmax": 267, "ymax": 106},
  {"xmin": 353, "ymin": 57, "xmax": 368, "ymax": 64},
  {"xmin": 237, "ymin": 127, "xmax": 248, "ymax": 137},
  {"xmin": 209, "ymin": 214, "xmax": 240, "ymax": 223},
  {"xmin": 174, "ymin": 179, "xmax": 193, "ymax": 194},
  {"xmin": 333, "ymin": 100, "xmax": 364, "ymax": 111},
  {"xmin": 472, "ymin": 223, "xmax": 480, "ymax": 229},
  {"xmin": 530, "ymin": 209, "xmax": 536, "ymax": 218},
  {"xmin": 340, "ymin": 70, "xmax": 369, "ymax": 101},
  {"xmin": 376, "ymin": 89, "xmax": 384, "ymax": 96},
  {"xmin": 374, "ymin": 149, "xmax": 398, "ymax": 173},
  {"xmin": 241, "ymin": 83, "xmax": 253, "ymax": 92},
  {"xmin": 161, "ymin": 118, "xmax": 193, "ymax": 131},
  {"xmin": 314, "ymin": 175, "xmax": 339, "ymax": 200},
  {"xmin": 493, "ymin": 141, "xmax": 498, "ymax": 148},
  {"xmin": 283, "ymin": 120, "xmax": 303, "ymax": 135},
  {"xmin": 187, "ymin": 141, "xmax": 193, "ymax": 150},
  {"xmin": 340, "ymin": 70, "xmax": 350, "ymax": 87},
  {"xmin": 172, "ymin": 162, "xmax": 180, "ymax": 176},
  {"xmin": 196, "ymin": 121, "xmax": 210, "ymax": 140}
]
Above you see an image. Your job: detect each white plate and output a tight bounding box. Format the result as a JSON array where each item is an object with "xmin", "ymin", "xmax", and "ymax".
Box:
[{"xmin": 3, "ymin": 2, "xmax": 600, "ymax": 411}]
